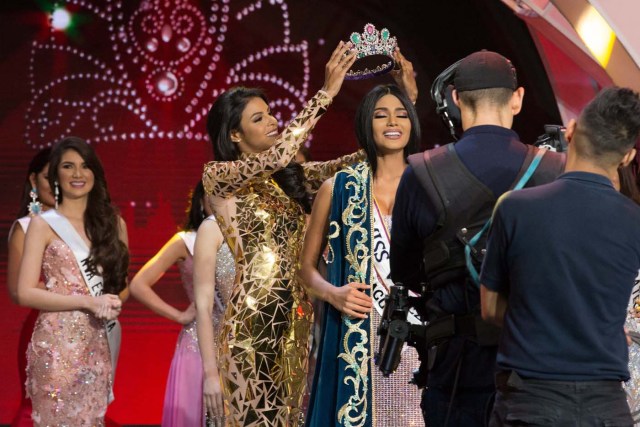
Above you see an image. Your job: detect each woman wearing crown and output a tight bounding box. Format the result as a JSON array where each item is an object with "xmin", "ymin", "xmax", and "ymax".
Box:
[
  {"xmin": 201, "ymin": 41, "xmax": 365, "ymax": 427},
  {"xmin": 300, "ymin": 45, "xmax": 425, "ymax": 427}
]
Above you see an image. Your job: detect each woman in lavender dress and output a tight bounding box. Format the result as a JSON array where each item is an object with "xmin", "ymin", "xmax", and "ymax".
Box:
[{"xmin": 130, "ymin": 182, "xmax": 235, "ymax": 426}]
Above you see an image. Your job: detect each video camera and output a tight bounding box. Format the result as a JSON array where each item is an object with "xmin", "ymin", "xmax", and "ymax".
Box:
[
  {"xmin": 534, "ymin": 124, "xmax": 568, "ymax": 153},
  {"xmin": 375, "ymin": 283, "xmax": 430, "ymax": 386},
  {"xmin": 376, "ymin": 280, "xmax": 504, "ymax": 385},
  {"xmin": 375, "ymin": 284, "xmax": 414, "ymax": 376}
]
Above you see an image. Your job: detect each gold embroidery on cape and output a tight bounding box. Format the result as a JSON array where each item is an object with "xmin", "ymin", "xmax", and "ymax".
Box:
[{"xmin": 334, "ymin": 162, "xmax": 372, "ymax": 427}]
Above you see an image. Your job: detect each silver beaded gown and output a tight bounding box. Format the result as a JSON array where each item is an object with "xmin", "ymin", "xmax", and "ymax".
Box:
[
  {"xmin": 624, "ymin": 272, "xmax": 640, "ymax": 424},
  {"xmin": 370, "ymin": 214, "xmax": 425, "ymax": 427}
]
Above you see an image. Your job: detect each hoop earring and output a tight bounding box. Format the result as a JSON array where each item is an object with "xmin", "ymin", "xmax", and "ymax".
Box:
[
  {"xmin": 27, "ymin": 187, "xmax": 42, "ymax": 216},
  {"xmin": 54, "ymin": 181, "xmax": 60, "ymax": 209}
]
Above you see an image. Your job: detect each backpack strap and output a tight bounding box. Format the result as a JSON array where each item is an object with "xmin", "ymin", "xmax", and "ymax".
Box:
[
  {"xmin": 464, "ymin": 148, "xmax": 547, "ymax": 286},
  {"xmin": 408, "ymin": 146, "xmax": 450, "ymax": 229}
]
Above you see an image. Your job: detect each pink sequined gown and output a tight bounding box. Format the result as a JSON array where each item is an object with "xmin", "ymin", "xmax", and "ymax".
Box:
[
  {"xmin": 26, "ymin": 239, "xmax": 112, "ymax": 426},
  {"xmin": 161, "ymin": 230, "xmax": 235, "ymax": 427}
]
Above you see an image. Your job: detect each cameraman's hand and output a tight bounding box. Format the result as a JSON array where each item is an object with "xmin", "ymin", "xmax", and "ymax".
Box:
[{"xmin": 329, "ymin": 282, "xmax": 372, "ymax": 319}]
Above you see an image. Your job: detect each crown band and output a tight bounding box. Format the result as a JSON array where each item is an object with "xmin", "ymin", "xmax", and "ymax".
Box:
[{"xmin": 345, "ymin": 23, "xmax": 397, "ymax": 80}]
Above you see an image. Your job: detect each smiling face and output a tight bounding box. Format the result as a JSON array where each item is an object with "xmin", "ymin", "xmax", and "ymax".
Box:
[
  {"xmin": 57, "ymin": 149, "xmax": 95, "ymax": 202},
  {"xmin": 232, "ymin": 97, "xmax": 279, "ymax": 154},
  {"xmin": 371, "ymin": 94, "xmax": 412, "ymax": 154}
]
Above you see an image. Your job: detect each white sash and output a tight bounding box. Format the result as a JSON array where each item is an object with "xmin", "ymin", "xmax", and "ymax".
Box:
[
  {"xmin": 372, "ymin": 202, "xmax": 422, "ymax": 325},
  {"xmin": 7, "ymin": 216, "xmax": 32, "ymax": 244},
  {"xmin": 41, "ymin": 209, "xmax": 121, "ymax": 403},
  {"xmin": 178, "ymin": 230, "xmax": 196, "ymax": 256},
  {"xmin": 178, "ymin": 225, "xmax": 225, "ymax": 312}
]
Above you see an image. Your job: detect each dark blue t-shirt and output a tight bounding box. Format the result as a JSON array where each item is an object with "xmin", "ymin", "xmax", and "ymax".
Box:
[{"xmin": 481, "ymin": 172, "xmax": 640, "ymax": 381}]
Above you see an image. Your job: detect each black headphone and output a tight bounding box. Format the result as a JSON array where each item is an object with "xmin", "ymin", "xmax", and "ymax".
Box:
[
  {"xmin": 430, "ymin": 59, "xmax": 463, "ymax": 141},
  {"xmin": 431, "ymin": 55, "xmax": 519, "ymax": 141}
]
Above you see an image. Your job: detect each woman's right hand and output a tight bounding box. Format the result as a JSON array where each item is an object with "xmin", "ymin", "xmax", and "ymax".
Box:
[
  {"xmin": 321, "ymin": 41, "xmax": 357, "ymax": 99},
  {"xmin": 204, "ymin": 370, "xmax": 226, "ymax": 426},
  {"xmin": 89, "ymin": 294, "xmax": 122, "ymax": 320},
  {"xmin": 177, "ymin": 302, "xmax": 197, "ymax": 325},
  {"xmin": 328, "ymin": 282, "xmax": 373, "ymax": 319}
]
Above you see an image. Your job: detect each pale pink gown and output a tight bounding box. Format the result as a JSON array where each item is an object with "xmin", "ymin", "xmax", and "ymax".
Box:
[{"xmin": 26, "ymin": 239, "xmax": 112, "ymax": 426}]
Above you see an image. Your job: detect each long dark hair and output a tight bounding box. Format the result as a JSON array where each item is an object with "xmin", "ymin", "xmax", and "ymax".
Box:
[
  {"xmin": 619, "ymin": 165, "xmax": 640, "ymax": 205},
  {"xmin": 354, "ymin": 84, "xmax": 421, "ymax": 174},
  {"xmin": 48, "ymin": 137, "xmax": 129, "ymax": 295},
  {"xmin": 17, "ymin": 147, "xmax": 52, "ymax": 218},
  {"xmin": 182, "ymin": 181, "xmax": 207, "ymax": 231},
  {"xmin": 206, "ymin": 87, "xmax": 311, "ymax": 213}
]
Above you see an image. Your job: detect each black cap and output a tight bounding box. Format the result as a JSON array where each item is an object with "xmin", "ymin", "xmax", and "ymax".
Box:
[{"xmin": 454, "ymin": 50, "xmax": 517, "ymax": 92}]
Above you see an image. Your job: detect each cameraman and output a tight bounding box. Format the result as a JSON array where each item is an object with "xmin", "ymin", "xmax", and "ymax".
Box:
[{"xmin": 390, "ymin": 51, "xmax": 564, "ymax": 426}]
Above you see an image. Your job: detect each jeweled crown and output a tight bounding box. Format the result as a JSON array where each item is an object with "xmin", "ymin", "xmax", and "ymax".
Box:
[{"xmin": 346, "ymin": 23, "xmax": 397, "ymax": 80}]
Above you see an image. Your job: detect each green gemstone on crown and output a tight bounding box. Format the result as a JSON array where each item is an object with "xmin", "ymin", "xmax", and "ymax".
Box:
[
  {"xmin": 350, "ymin": 33, "xmax": 361, "ymax": 45},
  {"xmin": 381, "ymin": 28, "xmax": 389, "ymax": 41}
]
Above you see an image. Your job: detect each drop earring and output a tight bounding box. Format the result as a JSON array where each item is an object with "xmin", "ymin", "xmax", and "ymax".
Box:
[
  {"xmin": 54, "ymin": 181, "xmax": 60, "ymax": 209},
  {"xmin": 27, "ymin": 187, "xmax": 42, "ymax": 216}
]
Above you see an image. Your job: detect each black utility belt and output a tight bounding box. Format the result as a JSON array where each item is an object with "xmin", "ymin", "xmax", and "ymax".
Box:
[{"xmin": 425, "ymin": 313, "xmax": 501, "ymax": 348}]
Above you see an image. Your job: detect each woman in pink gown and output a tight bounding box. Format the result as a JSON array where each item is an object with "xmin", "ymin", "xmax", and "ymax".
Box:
[
  {"xmin": 130, "ymin": 182, "xmax": 235, "ymax": 426},
  {"xmin": 16, "ymin": 137, "xmax": 129, "ymax": 426}
]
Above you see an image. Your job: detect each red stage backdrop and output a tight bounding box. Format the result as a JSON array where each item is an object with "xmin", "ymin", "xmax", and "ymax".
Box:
[{"xmin": 0, "ymin": 0, "xmax": 560, "ymax": 424}]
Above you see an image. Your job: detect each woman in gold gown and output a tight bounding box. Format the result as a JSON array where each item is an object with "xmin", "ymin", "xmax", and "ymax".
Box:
[{"xmin": 201, "ymin": 42, "xmax": 361, "ymax": 426}]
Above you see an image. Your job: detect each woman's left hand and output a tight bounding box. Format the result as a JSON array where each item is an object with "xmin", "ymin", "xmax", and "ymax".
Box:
[
  {"xmin": 92, "ymin": 294, "xmax": 122, "ymax": 320},
  {"xmin": 203, "ymin": 370, "xmax": 226, "ymax": 427},
  {"xmin": 390, "ymin": 47, "xmax": 418, "ymax": 104}
]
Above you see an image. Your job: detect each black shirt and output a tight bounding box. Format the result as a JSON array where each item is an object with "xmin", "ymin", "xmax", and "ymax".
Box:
[{"xmin": 390, "ymin": 125, "xmax": 530, "ymax": 388}]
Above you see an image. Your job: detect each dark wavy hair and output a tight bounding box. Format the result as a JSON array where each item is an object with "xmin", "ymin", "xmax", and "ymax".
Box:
[
  {"xmin": 48, "ymin": 137, "xmax": 129, "ymax": 295},
  {"xmin": 206, "ymin": 87, "xmax": 311, "ymax": 213},
  {"xmin": 17, "ymin": 147, "xmax": 52, "ymax": 218},
  {"xmin": 354, "ymin": 84, "xmax": 421, "ymax": 174},
  {"xmin": 182, "ymin": 181, "xmax": 207, "ymax": 231}
]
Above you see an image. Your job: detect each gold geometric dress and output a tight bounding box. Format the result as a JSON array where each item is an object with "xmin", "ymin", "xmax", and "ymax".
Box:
[{"xmin": 203, "ymin": 90, "xmax": 362, "ymax": 426}]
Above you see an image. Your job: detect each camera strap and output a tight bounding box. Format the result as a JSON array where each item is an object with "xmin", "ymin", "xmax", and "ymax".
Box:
[{"xmin": 465, "ymin": 148, "xmax": 547, "ymax": 287}]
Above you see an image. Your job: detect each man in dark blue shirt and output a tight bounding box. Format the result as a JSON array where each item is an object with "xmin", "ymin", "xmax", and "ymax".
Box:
[
  {"xmin": 391, "ymin": 51, "xmax": 564, "ymax": 426},
  {"xmin": 481, "ymin": 87, "xmax": 640, "ymax": 425}
]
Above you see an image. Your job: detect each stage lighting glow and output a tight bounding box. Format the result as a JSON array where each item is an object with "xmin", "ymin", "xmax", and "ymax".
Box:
[
  {"xmin": 153, "ymin": 70, "xmax": 179, "ymax": 98},
  {"xmin": 26, "ymin": 0, "xmax": 311, "ymax": 147},
  {"xmin": 51, "ymin": 8, "xmax": 71, "ymax": 31},
  {"xmin": 575, "ymin": 5, "xmax": 615, "ymax": 68}
]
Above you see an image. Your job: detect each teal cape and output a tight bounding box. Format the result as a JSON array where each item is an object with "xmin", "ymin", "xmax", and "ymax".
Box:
[{"xmin": 306, "ymin": 162, "xmax": 375, "ymax": 427}]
